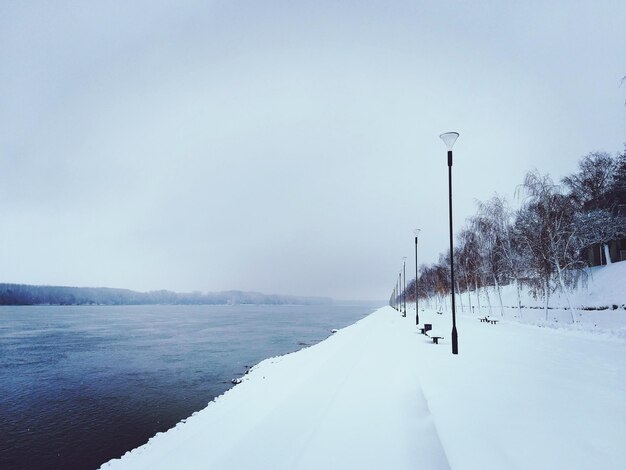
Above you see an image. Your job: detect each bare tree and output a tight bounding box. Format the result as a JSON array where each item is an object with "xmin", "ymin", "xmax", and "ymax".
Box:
[
  {"xmin": 611, "ymin": 148, "xmax": 626, "ymax": 205},
  {"xmin": 562, "ymin": 152, "xmax": 617, "ymax": 212},
  {"xmin": 514, "ymin": 202, "xmax": 555, "ymax": 318},
  {"xmin": 574, "ymin": 209, "xmax": 626, "ymax": 265},
  {"xmin": 418, "ymin": 264, "xmax": 446, "ymax": 311},
  {"xmin": 562, "ymin": 151, "xmax": 625, "ymax": 263},
  {"xmin": 453, "ymin": 246, "xmax": 467, "ymax": 313},
  {"xmin": 516, "ymin": 170, "xmax": 586, "ymax": 322},
  {"xmin": 457, "ymin": 228, "xmax": 483, "ymax": 315},
  {"xmin": 419, "ymin": 145, "xmax": 624, "ymax": 321},
  {"xmin": 473, "ymin": 196, "xmax": 521, "ymax": 316},
  {"xmin": 477, "ymin": 195, "xmax": 527, "ymax": 316}
]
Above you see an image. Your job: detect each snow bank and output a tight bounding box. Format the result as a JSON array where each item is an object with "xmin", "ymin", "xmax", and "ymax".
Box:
[
  {"xmin": 496, "ymin": 262, "xmax": 626, "ymax": 310},
  {"xmin": 428, "ymin": 262, "xmax": 626, "ymax": 339},
  {"xmin": 101, "ymin": 305, "xmax": 626, "ymax": 470},
  {"xmin": 571, "ymin": 262, "xmax": 626, "ymax": 308}
]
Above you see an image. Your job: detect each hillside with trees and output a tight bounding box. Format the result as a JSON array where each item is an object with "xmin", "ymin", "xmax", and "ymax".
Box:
[
  {"xmin": 0, "ymin": 284, "xmax": 332, "ymax": 306},
  {"xmin": 405, "ymin": 148, "xmax": 626, "ymax": 319}
]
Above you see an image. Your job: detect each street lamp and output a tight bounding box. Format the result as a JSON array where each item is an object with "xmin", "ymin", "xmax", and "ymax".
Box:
[
  {"xmin": 398, "ymin": 272, "xmax": 402, "ymax": 315},
  {"xmin": 440, "ymin": 131, "xmax": 459, "ymax": 355},
  {"xmin": 394, "ymin": 283, "xmax": 398, "ymax": 311},
  {"xmin": 402, "ymin": 257, "xmax": 407, "ymax": 317},
  {"xmin": 414, "ymin": 228, "xmax": 421, "ymax": 325},
  {"xmin": 394, "ymin": 280, "xmax": 398, "ymax": 311},
  {"xmin": 396, "ymin": 278, "xmax": 400, "ymax": 311}
]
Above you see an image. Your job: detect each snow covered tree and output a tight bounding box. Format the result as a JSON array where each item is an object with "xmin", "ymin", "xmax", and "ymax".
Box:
[
  {"xmin": 474, "ymin": 195, "xmax": 524, "ymax": 316},
  {"xmin": 608, "ymin": 148, "xmax": 626, "ymax": 209},
  {"xmin": 468, "ymin": 215, "xmax": 496, "ymax": 315},
  {"xmin": 456, "ymin": 227, "xmax": 484, "ymax": 315},
  {"xmin": 417, "ymin": 265, "xmax": 438, "ymax": 309},
  {"xmin": 434, "ymin": 255, "xmax": 451, "ymax": 313},
  {"xmin": 603, "ymin": 149, "xmax": 626, "ymax": 262},
  {"xmin": 418, "ymin": 148, "xmax": 625, "ymax": 321},
  {"xmin": 516, "ymin": 170, "xmax": 586, "ymax": 321},
  {"xmin": 574, "ymin": 209, "xmax": 626, "ymax": 265},
  {"xmin": 562, "ymin": 152, "xmax": 617, "ymax": 212},
  {"xmin": 563, "ymin": 151, "xmax": 626, "ymax": 263}
]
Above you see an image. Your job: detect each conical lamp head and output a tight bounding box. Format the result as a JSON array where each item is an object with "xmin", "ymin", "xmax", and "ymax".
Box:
[{"xmin": 439, "ymin": 132, "xmax": 459, "ymax": 150}]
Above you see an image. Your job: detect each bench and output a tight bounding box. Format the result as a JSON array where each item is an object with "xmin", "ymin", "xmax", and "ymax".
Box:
[
  {"xmin": 479, "ymin": 317, "xmax": 489, "ymax": 322},
  {"xmin": 479, "ymin": 317, "xmax": 499, "ymax": 324},
  {"xmin": 419, "ymin": 323, "xmax": 433, "ymax": 335},
  {"xmin": 429, "ymin": 335, "xmax": 444, "ymax": 344}
]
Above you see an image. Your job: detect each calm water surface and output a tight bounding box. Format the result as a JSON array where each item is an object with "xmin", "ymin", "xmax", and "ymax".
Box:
[{"xmin": 0, "ymin": 303, "xmax": 378, "ymax": 470}]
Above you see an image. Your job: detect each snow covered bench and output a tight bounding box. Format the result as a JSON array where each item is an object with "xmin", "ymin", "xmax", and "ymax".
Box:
[
  {"xmin": 479, "ymin": 317, "xmax": 499, "ymax": 324},
  {"xmin": 428, "ymin": 335, "xmax": 444, "ymax": 344},
  {"xmin": 419, "ymin": 323, "xmax": 432, "ymax": 335}
]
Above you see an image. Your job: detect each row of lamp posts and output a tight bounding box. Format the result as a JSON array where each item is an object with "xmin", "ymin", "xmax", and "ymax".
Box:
[
  {"xmin": 391, "ymin": 257, "xmax": 407, "ymax": 317},
  {"xmin": 389, "ymin": 132, "xmax": 460, "ymax": 355}
]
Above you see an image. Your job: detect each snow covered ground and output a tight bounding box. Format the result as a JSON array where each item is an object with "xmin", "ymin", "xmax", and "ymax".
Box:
[
  {"xmin": 429, "ymin": 262, "xmax": 626, "ymax": 339},
  {"xmin": 101, "ymin": 281, "xmax": 626, "ymax": 469}
]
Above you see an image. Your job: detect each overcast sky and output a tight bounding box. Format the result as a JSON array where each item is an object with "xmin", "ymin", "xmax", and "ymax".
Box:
[{"xmin": 1, "ymin": 1, "xmax": 624, "ymax": 301}]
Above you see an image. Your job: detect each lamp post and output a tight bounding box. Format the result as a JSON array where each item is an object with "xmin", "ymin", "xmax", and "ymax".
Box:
[
  {"xmin": 440, "ymin": 131, "xmax": 459, "ymax": 355},
  {"xmin": 396, "ymin": 273, "xmax": 402, "ymax": 313},
  {"xmin": 402, "ymin": 257, "xmax": 407, "ymax": 317},
  {"xmin": 414, "ymin": 228, "xmax": 421, "ymax": 325},
  {"xmin": 394, "ymin": 284, "xmax": 398, "ymax": 310},
  {"xmin": 398, "ymin": 272, "xmax": 402, "ymax": 314},
  {"xmin": 394, "ymin": 282, "xmax": 398, "ymax": 310}
]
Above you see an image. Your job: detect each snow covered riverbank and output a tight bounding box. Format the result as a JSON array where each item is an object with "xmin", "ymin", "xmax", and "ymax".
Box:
[{"xmin": 101, "ymin": 303, "xmax": 626, "ymax": 470}]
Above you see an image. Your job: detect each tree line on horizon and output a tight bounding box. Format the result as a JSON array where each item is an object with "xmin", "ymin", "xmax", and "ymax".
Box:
[
  {"xmin": 403, "ymin": 148, "xmax": 626, "ymax": 321},
  {"xmin": 0, "ymin": 284, "xmax": 332, "ymax": 306}
]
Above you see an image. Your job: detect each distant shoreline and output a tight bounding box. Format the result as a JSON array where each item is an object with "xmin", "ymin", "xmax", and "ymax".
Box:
[{"xmin": 0, "ymin": 283, "xmax": 332, "ymax": 307}]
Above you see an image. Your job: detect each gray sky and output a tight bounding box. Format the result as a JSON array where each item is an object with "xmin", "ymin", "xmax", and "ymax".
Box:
[{"xmin": 1, "ymin": 0, "xmax": 625, "ymax": 301}]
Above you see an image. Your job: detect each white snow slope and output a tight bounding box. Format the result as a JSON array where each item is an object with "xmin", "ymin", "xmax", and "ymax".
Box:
[
  {"xmin": 101, "ymin": 286, "xmax": 626, "ymax": 469},
  {"xmin": 433, "ymin": 261, "xmax": 626, "ymax": 339}
]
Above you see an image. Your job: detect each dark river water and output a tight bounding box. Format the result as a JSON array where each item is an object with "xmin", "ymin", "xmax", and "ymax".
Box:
[{"xmin": 0, "ymin": 303, "xmax": 378, "ymax": 470}]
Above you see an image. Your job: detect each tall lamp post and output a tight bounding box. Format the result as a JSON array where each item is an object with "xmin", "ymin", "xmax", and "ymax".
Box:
[
  {"xmin": 395, "ymin": 279, "xmax": 398, "ymax": 311},
  {"xmin": 440, "ymin": 131, "xmax": 460, "ymax": 355},
  {"xmin": 414, "ymin": 229, "xmax": 421, "ymax": 325},
  {"xmin": 402, "ymin": 257, "xmax": 407, "ymax": 317},
  {"xmin": 398, "ymin": 271, "xmax": 402, "ymax": 313},
  {"xmin": 394, "ymin": 286, "xmax": 397, "ymax": 310}
]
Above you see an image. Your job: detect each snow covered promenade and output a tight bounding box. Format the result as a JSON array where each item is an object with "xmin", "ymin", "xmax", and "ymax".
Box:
[{"xmin": 102, "ymin": 306, "xmax": 626, "ymax": 470}]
